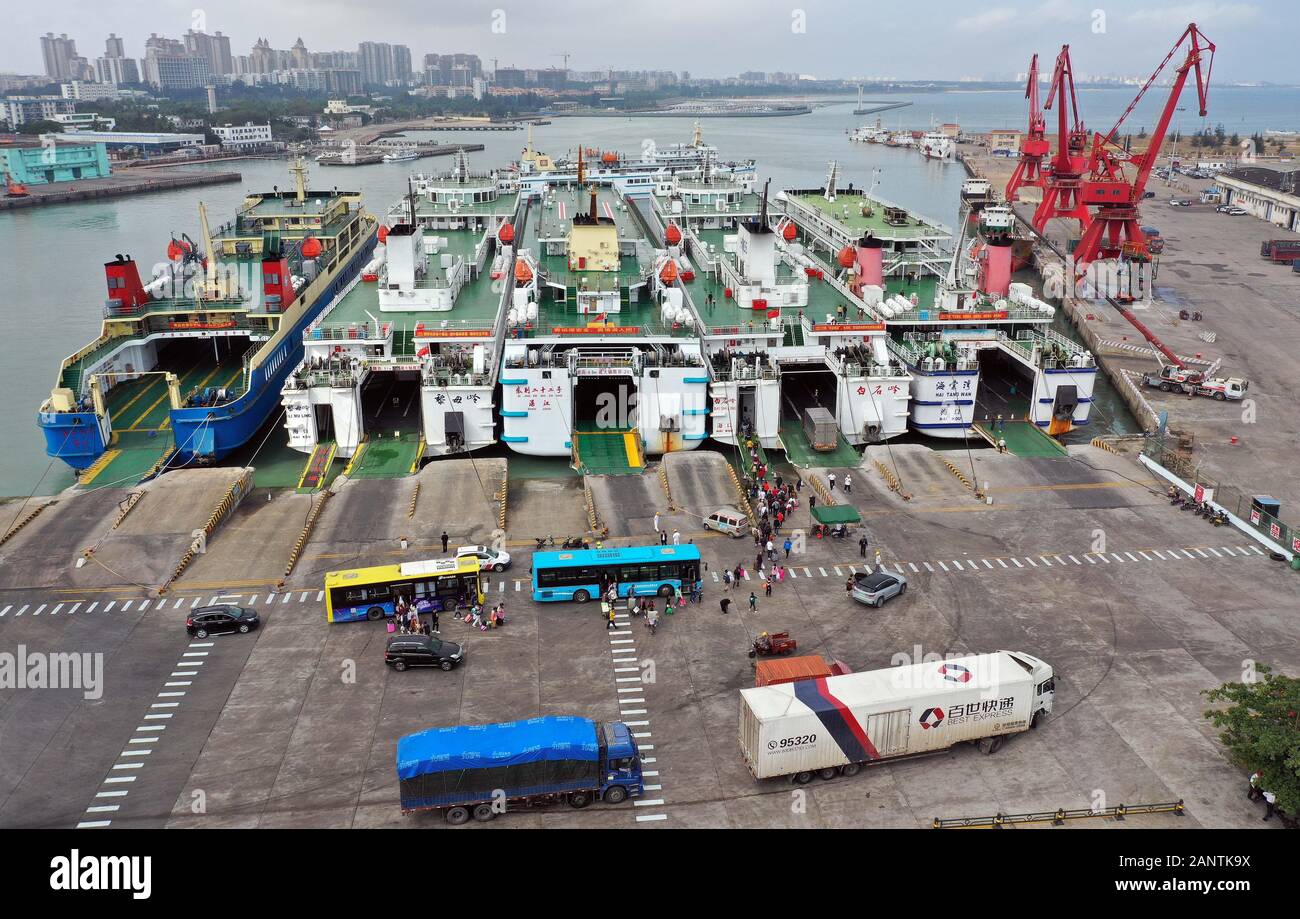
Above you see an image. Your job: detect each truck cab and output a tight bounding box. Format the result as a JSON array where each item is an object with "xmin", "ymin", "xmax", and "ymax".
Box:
[
  {"xmin": 1002, "ymin": 650, "xmax": 1056, "ymax": 722},
  {"xmin": 599, "ymin": 721, "xmax": 646, "ymax": 804}
]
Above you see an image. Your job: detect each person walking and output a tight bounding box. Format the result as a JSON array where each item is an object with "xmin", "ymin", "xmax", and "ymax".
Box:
[
  {"xmin": 859, "ymin": 533, "xmax": 869, "ymax": 558},
  {"xmin": 809, "ymin": 494, "xmax": 817, "ymax": 512},
  {"xmin": 430, "ymin": 608, "xmax": 439, "ymax": 633},
  {"xmin": 1263, "ymin": 788, "xmax": 1277, "ymax": 822},
  {"xmin": 654, "ymin": 511, "xmax": 661, "ymax": 533},
  {"xmin": 627, "ymin": 593, "xmax": 638, "ymax": 616},
  {"xmin": 764, "ymin": 577, "xmax": 772, "ymax": 598},
  {"xmin": 440, "ymin": 530, "xmax": 449, "ymax": 553},
  {"xmin": 843, "ymin": 474, "xmax": 852, "ymax": 494},
  {"xmin": 783, "ymin": 537, "xmax": 792, "ymax": 559},
  {"xmin": 672, "ymin": 529, "xmax": 681, "ymax": 546},
  {"xmin": 606, "ymin": 605, "xmax": 618, "ymax": 630},
  {"xmin": 795, "ymin": 476, "xmax": 803, "ymax": 493},
  {"xmin": 845, "ymin": 577, "xmax": 854, "ymax": 596},
  {"xmin": 748, "ymin": 591, "xmax": 758, "ymax": 612},
  {"xmin": 766, "ymin": 538, "xmax": 775, "ymax": 562},
  {"xmin": 734, "ymin": 563, "xmax": 744, "ymax": 583},
  {"xmin": 646, "ymin": 605, "xmax": 659, "ymax": 634},
  {"xmin": 659, "ymin": 530, "xmax": 668, "ymax": 546},
  {"xmin": 827, "ymin": 472, "xmax": 837, "ymax": 491},
  {"xmin": 719, "ymin": 596, "xmax": 731, "ymax": 615},
  {"xmin": 755, "ymin": 551, "xmax": 763, "ymax": 574}
]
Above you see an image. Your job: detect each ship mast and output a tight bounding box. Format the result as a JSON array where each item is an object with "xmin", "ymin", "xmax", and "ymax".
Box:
[{"xmin": 290, "ymin": 155, "xmax": 308, "ymax": 203}]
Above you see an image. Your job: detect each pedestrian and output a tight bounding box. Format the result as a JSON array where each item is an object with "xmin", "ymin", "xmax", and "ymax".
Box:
[
  {"xmin": 654, "ymin": 511, "xmax": 661, "ymax": 533},
  {"xmin": 430, "ymin": 608, "xmax": 439, "ymax": 633},
  {"xmin": 796, "ymin": 476, "xmax": 803, "ymax": 493},
  {"xmin": 720, "ymin": 596, "xmax": 731, "ymax": 615},
  {"xmin": 776, "ymin": 475, "xmax": 783, "ymax": 490},
  {"xmin": 783, "ymin": 537, "xmax": 792, "ymax": 558},
  {"xmin": 660, "ymin": 530, "xmax": 667, "ymax": 545},
  {"xmin": 722, "ymin": 568, "xmax": 733, "ymax": 592},
  {"xmin": 627, "ymin": 593, "xmax": 637, "ymax": 615},
  {"xmin": 766, "ymin": 538, "xmax": 775, "ymax": 561},
  {"xmin": 874, "ymin": 547, "xmax": 882, "ymax": 571},
  {"xmin": 1263, "ymin": 789, "xmax": 1277, "ymax": 822},
  {"xmin": 692, "ymin": 579, "xmax": 703, "ymax": 603},
  {"xmin": 756, "ymin": 552, "xmax": 763, "ymax": 573},
  {"xmin": 440, "ymin": 530, "xmax": 449, "ymax": 553},
  {"xmin": 844, "ymin": 474, "xmax": 852, "ymax": 494},
  {"xmin": 859, "ymin": 534, "xmax": 869, "ymax": 558},
  {"xmin": 828, "ymin": 472, "xmax": 837, "ymax": 491},
  {"xmin": 775, "ymin": 510, "xmax": 784, "ymax": 532},
  {"xmin": 672, "ymin": 529, "xmax": 681, "ymax": 546},
  {"xmin": 749, "ymin": 591, "xmax": 758, "ymax": 612},
  {"xmin": 809, "ymin": 494, "xmax": 817, "ymax": 511},
  {"xmin": 606, "ymin": 605, "xmax": 617, "ymax": 630},
  {"xmin": 764, "ymin": 578, "xmax": 772, "ymax": 598},
  {"xmin": 734, "ymin": 563, "xmax": 744, "ymax": 583},
  {"xmin": 845, "ymin": 577, "xmax": 853, "ymax": 596},
  {"xmin": 778, "ymin": 565, "xmax": 786, "ymax": 583}
]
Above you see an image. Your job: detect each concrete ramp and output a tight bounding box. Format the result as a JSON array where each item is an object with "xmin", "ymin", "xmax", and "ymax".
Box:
[
  {"xmin": 865, "ymin": 444, "xmax": 970, "ymax": 507},
  {"xmin": 0, "ymin": 491, "xmax": 123, "ymax": 589},
  {"xmin": 508, "ymin": 478, "xmax": 591, "ymax": 544},
  {"xmin": 586, "ymin": 472, "xmax": 666, "ymax": 538},
  {"xmin": 664, "ymin": 450, "xmax": 746, "ymax": 519},
  {"xmin": 294, "ymin": 459, "xmax": 505, "ymax": 584},
  {"xmin": 180, "ymin": 490, "xmax": 318, "ymax": 588}
]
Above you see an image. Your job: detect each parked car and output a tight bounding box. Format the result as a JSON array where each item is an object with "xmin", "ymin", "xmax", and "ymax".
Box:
[
  {"xmin": 186, "ymin": 605, "xmax": 260, "ymax": 638},
  {"xmin": 385, "ymin": 634, "xmax": 465, "ymax": 672},
  {"xmin": 850, "ymin": 570, "xmax": 908, "ymax": 608},
  {"xmin": 1228, "ymin": 207, "xmax": 1248, "ymax": 216},
  {"xmin": 1216, "ymin": 204, "xmax": 1233, "ymax": 213},
  {"xmin": 1143, "ymin": 191, "xmax": 1157, "ymax": 199},
  {"xmin": 456, "ymin": 544, "xmax": 511, "ymax": 572}
]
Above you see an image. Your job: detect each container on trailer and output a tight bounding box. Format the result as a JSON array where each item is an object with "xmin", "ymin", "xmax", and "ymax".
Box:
[
  {"xmin": 755, "ymin": 655, "xmax": 834, "ymax": 687},
  {"xmin": 802, "ymin": 406, "xmax": 838, "ymax": 452},
  {"xmin": 738, "ymin": 651, "xmax": 1055, "ymax": 780}
]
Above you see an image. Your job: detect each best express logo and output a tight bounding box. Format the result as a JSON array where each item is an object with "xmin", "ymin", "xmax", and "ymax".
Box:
[
  {"xmin": 918, "ymin": 707, "xmax": 945, "ymax": 730},
  {"xmin": 938, "ymin": 663, "xmax": 972, "ymax": 683}
]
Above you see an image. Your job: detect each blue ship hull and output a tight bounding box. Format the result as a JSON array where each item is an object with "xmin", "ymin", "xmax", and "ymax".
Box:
[{"xmin": 37, "ymin": 229, "xmax": 376, "ymax": 474}]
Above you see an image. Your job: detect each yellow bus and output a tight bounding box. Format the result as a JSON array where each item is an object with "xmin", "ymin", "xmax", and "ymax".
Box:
[{"xmin": 325, "ymin": 557, "xmax": 485, "ymax": 623}]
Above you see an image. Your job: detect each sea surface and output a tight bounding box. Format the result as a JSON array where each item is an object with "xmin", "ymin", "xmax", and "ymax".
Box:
[{"xmin": 3, "ymin": 87, "xmax": 1296, "ymax": 496}]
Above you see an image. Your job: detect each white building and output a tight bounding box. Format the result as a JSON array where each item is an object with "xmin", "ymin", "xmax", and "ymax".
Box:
[
  {"xmin": 1219, "ymin": 166, "xmax": 1300, "ymax": 233},
  {"xmin": 52, "ymin": 112, "xmax": 117, "ymax": 131},
  {"xmin": 60, "ymin": 81, "xmax": 121, "ymax": 102},
  {"xmin": 213, "ymin": 122, "xmax": 273, "ymax": 148}
]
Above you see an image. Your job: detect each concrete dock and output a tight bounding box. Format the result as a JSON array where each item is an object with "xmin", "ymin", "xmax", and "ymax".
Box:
[{"xmin": 0, "ymin": 167, "xmax": 242, "ymax": 211}]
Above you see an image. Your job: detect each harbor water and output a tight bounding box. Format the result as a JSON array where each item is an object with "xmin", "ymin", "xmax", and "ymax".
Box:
[{"xmin": 3, "ymin": 90, "xmax": 1297, "ymax": 496}]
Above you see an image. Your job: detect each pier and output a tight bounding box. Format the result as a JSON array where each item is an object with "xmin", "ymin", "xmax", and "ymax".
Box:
[{"xmin": 0, "ymin": 167, "xmax": 242, "ymax": 211}]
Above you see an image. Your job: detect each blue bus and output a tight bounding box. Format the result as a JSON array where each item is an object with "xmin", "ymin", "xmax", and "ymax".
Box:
[{"xmin": 531, "ymin": 545, "xmax": 702, "ymax": 603}]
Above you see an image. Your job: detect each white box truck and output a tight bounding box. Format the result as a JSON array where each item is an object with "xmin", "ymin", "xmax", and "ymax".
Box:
[{"xmin": 739, "ymin": 650, "xmax": 1055, "ymax": 783}]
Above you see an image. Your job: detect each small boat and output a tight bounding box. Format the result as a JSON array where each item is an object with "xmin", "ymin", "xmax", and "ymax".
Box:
[{"xmin": 383, "ymin": 146, "xmax": 419, "ymax": 163}]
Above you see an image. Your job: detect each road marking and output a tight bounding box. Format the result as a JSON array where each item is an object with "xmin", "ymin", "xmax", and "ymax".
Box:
[
  {"xmin": 833, "ymin": 567, "xmax": 842, "ymax": 576},
  {"xmin": 140, "ymin": 600, "xmax": 152, "ymax": 611},
  {"xmin": 85, "ymin": 805, "xmax": 119, "ymax": 814},
  {"xmin": 182, "ymin": 651, "xmax": 208, "ymax": 657},
  {"xmin": 1110, "ymin": 554, "xmax": 1124, "ymax": 563},
  {"xmin": 178, "ymin": 659, "xmax": 204, "ymax": 665},
  {"xmin": 103, "ymin": 776, "xmax": 137, "ymax": 784},
  {"xmin": 190, "ymin": 597, "xmax": 200, "ymax": 608},
  {"xmin": 635, "ymin": 814, "xmax": 668, "ymax": 822},
  {"xmin": 983, "ymin": 560, "xmax": 994, "ymax": 569},
  {"xmin": 104, "ymin": 602, "xmax": 115, "ymax": 612},
  {"xmin": 817, "ymin": 567, "xmax": 826, "ymax": 576},
  {"xmin": 127, "ymin": 737, "xmax": 159, "ymax": 745},
  {"xmin": 136, "ymin": 725, "xmax": 166, "ymax": 732},
  {"xmin": 609, "ymin": 630, "xmax": 632, "ymax": 636},
  {"xmin": 1068, "ymin": 556, "xmax": 1081, "ymax": 565},
  {"xmin": 1138, "ymin": 551, "xmax": 1152, "ymax": 561},
  {"xmin": 1192, "ymin": 548, "xmax": 1209, "ymax": 558},
  {"xmin": 1125, "ymin": 552, "xmax": 1139, "ymax": 562},
  {"xmin": 119, "ymin": 749, "xmax": 151, "ymax": 757},
  {"xmin": 938, "ymin": 561, "xmax": 949, "ymax": 571},
  {"xmin": 616, "ymin": 687, "xmax": 642, "ymax": 694},
  {"xmin": 0, "ymin": 606, "xmax": 10, "ymax": 617},
  {"xmin": 1039, "ymin": 557, "xmax": 1051, "ymax": 567},
  {"xmin": 615, "ymin": 677, "xmax": 641, "ymax": 683},
  {"xmin": 1026, "ymin": 558, "xmax": 1038, "ymax": 568},
  {"xmin": 624, "ymin": 720, "xmax": 650, "ymax": 726},
  {"xmin": 67, "ymin": 602, "xmax": 82, "ymax": 614},
  {"xmin": 610, "ymin": 639, "xmax": 635, "ymax": 645},
  {"xmin": 150, "ymin": 702, "xmax": 180, "ymax": 709},
  {"xmin": 632, "ymin": 732, "xmax": 652, "ymax": 739},
  {"xmin": 1182, "ymin": 550, "xmax": 1197, "ymax": 559},
  {"xmin": 33, "ymin": 604, "xmax": 49, "ymax": 615},
  {"xmin": 281, "ymin": 593, "xmax": 291, "ymax": 604},
  {"xmin": 300, "ymin": 591, "xmax": 310, "ymax": 602},
  {"xmin": 711, "ymin": 571, "xmax": 719, "ymax": 582},
  {"xmin": 109, "ymin": 765, "xmax": 141, "ymax": 773},
  {"xmin": 633, "ymin": 799, "xmax": 665, "ymax": 806},
  {"xmin": 1248, "ymin": 545, "xmax": 1264, "ymax": 556},
  {"xmin": 620, "ymin": 709, "xmax": 647, "ymax": 715},
  {"xmin": 997, "ymin": 559, "xmax": 1008, "ymax": 569},
  {"xmin": 642, "ymin": 771, "xmax": 659, "ymax": 777},
  {"xmin": 86, "ymin": 601, "xmax": 98, "ymax": 612},
  {"xmin": 76, "ymin": 821, "xmax": 112, "ymax": 829},
  {"xmin": 164, "ymin": 681, "xmax": 192, "ymax": 687},
  {"xmin": 951, "ymin": 561, "xmax": 964, "ymax": 571},
  {"xmin": 643, "ymin": 784, "xmax": 663, "ymax": 792},
  {"xmin": 1221, "ymin": 547, "xmax": 1236, "ymax": 557},
  {"xmin": 144, "ymin": 713, "xmax": 172, "ymax": 720},
  {"xmin": 908, "ymin": 563, "xmax": 919, "ymax": 573},
  {"xmin": 122, "ymin": 601, "xmax": 133, "ymax": 611},
  {"xmin": 895, "ymin": 564, "xmax": 905, "ymax": 575},
  {"xmin": 316, "ymin": 590, "xmax": 325, "ymax": 601},
  {"xmin": 188, "ymin": 642, "xmax": 213, "ymax": 648},
  {"xmin": 175, "ymin": 599, "xmax": 187, "ymax": 609},
  {"xmin": 614, "ymin": 667, "xmax": 639, "ymax": 673},
  {"xmin": 923, "ymin": 562, "xmax": 934, "ymax": 572},
  {"xmin": 1152, "ymin": 550, "xmax": 1167, "ymax": 560}
]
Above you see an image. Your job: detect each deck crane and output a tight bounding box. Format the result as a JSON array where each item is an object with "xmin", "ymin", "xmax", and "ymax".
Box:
[
  {"xmin": 1030, "ymin": 45, "xmax": 1091, "ymax": 236},
  {"xmin": 1005, "ymin": 54, "xmax": 1050, "ymax": 202},
  {"xmin": 1073, "ymin": 23, "xmax": 1216, "ymax": 270}
]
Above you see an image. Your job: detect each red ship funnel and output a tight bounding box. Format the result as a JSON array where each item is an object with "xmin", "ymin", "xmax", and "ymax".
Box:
[
  {"xmin": 855, "ymin": 237, "xmax": 884, "ymax": 287},
  {"xmin": 262, "ymin": 255, "xmax": 296, "ymax": 312},
  {"xmin": 104, "ymin": 255, "xmax": 150, "ymax": 314},
  {"xmin": 982, "ymin": 240, "xmax": 1013, "ymax": 298}
]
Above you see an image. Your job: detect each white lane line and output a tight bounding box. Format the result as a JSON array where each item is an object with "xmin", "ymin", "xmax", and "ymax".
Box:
[
  {"xmin": 85, "ymin": 805, "xmax": 119, "ymax": 813},
  {"xmin": 623, "ymin": 720, "xmax": 650, "ymax": 726},
  {"xmin": 614, "ymin": 667, "xmax": 639, "ymax": 673},
  {"xmin": 908, "ymin": 563, "xmax": 919, "ymax": 573},
  {"xmin": 642, "ymin": 771, "xmax": 659, "ymax": 777},
  {"xmin": 620, "ymin": 709, "xmax": 647, "ymax": 715},
  {"xmin": 802, "ymin": 568, "xmax": 812, "ymax": 577},
  {"xmin": 1068, "ymin": 556, "xmax": 1081, "ymax": 565},
  {"xmin": 103, "ymin": 776, "xmax": 137, "ymax": 784},
  {"xmin": 0, "ymin": 606, "xmax": 10, "ymax": 617},
  {"xmin": 144, "ymin": 713, "xmax": 172, "ymax": 720},
  {"xmin": 984, "ymin": 560, "xmax": 994, "ymax": 569},
  {"xmin": 633, "ymin": 799, "xmax": 665, "ymax": 807},
  {"xmin": 1152, "ymin": 550, "xmax": 1167, "ymax": 560},
  {"xmin": 923, "ymin": 563, "xmax": 934, "ymax": 572},
  {"xmin": 76, "ymin": 821, "xmax": 112, "ymax": 829},
  {"xmin": 67, "ymin": 602, "xmax": 82, "ymax": 614},
  {"xmin": 610, "ymin": 639, "xmax": 635, "ymax": 645},
  {"xmin": 1125, "ymin": 552, "xmax": 1139, "ymax": 562},
  {"xmin": 118, "ymin": 750, "xmax": 151, "ymax": 757},
  {"xmin": 635, "ymin": 814, "xmax": 668, "ymax": 822},
  {"xmin": 616, "ymin": 687, "xmax": 642, "ymax": 694},
  {"xmin": 51, "ymin": 603, "xmax": 66, "ymax": 615},
  {"xmin": 150, "ymin": 702, "xmax": 179, "ymax": 709},
  {"xmin": 190, "ymin": 597, "xmax": 201, "ymax": 608},
  {"xmin": 127, "ymin": 738, "xmax": 159, "ymax": 745},
  {"xmin": 1010, "ymin": 558, "xmax": 1022, "ymax": 568},
  {"xmin": 138, "ymin": 600, "xmax": 150, "ymax": 612},
  {"xmin": 1026, "ymin": 558, "xmax": 1038, "ymax": 568},
  {"xmin": 182, "ymin": 651, "xmax": 208, "ymax": 657},
  {"xmin": 938, "ymin": 561, "xmax": 949, "ymax": 572},
  {"xmin": 1221, "ymin": 547, "xmax": 1237, "ymax": 557},
  {"xmin": 609, "ymin": 630, "xmax": 632, "ymax": 636},
  {"xmin": 643, "ymin": 784, "xmax": 663, "ymax": 792},
  {"xmin": 316, "ymin": 590, "xmax": 325, "ymax": 601},
  {"xmin": 1111, "ymin": 554, "xmax": 1124, "ymax": 563},
  {"xmin": 1248, "ymin": 545, "xmax": 1265, "ymax": 556},
  {"xmin": 281, "ymin": 593, "xmax": 291, "ymax": 604},
  {"xmin": 188, "ymin": 642, "xmax": 213, "ymax": 648},
  {"xmin": 1039, "ymin": 557, "xmax": 1052, "ymax": 567},
  {"xmin": 300, "ymin": 592, "xmax": 310, "ymax": 602},
  {"xmin": 1085, "ymin": 555, "xmax": 1096, "ymax": 564},
  {"xmin": 109, "ymin": 765, "xmax": 141, "ymax": 772},
  {"xmin": 1182, "ymin": 549, "xmax": 1197, "ymax": 559},
  {"xmin": 103, "ymin": 602, "xmax": 115, "ymax": 612},
  {"xmin": 1097, "ymin": 553, "xmax": 1110, "ymax": 564},
  {"xmin": 833, "ymin": 567, "xmax": 842, "ymax": 576},
  {"xmin": 121, "ymin": 601, "xmax": 133, "ymax": 611},
  {"xmin": 174, "ymin": 599, "xmax": 187, "ymax": 609},
  {"xmin": 997, "ymin": 559, "xmax": 1008, "ymax": 568},
  {"xmin": 951, "ymin": 561, "xmax": 963, "ymax": 571},
  {"xmin": 164, "ymin": 681, "xmax": 192, "ymax": 687},
  {"xmin": 136, "ymin": 725, "xmax": 166, "ymax": 732},
  {"xmin": 615, "ymin": 677, "xmax": 641, "ymax": 683},
  {"xmin": 1207, "ymin": 547, "xmax": 1223, "ymax": 558},
  {"xmin": 1138, "ymin": 551, "xmax": 1152, "ymax": 561},
  {"xmin": 86, "ymin": 601, "xmax": 98, "ymax": 612}
]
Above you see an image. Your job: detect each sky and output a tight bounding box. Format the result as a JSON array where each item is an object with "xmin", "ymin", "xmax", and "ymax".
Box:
[{"xmin": 5, "ymin": 0, "xmax": 1291, "ymax": 84}]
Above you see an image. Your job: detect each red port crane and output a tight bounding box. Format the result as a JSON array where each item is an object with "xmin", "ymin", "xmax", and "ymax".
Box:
[
  {"xmin": 1005, "ymin": 54, "xmax": 1050, "ymax": 202},
  {"xmin": 1073, "ymin": 23, "xmax": 1216, "ymax": 271},
  {"xmin": 1030, "ymin": 45, "xmax": 1092, "ymax": 235}
]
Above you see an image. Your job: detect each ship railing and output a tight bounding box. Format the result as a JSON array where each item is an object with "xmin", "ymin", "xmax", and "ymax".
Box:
[
  {"xmin": 308, "ymin": 321, "xmax": 393, "ymax": 342},
  {"xmin": 569, "ymin": 349, "xmax": 640, "ymax": 374},
  {"xmin": 423, "ymin": 365, "xmax": 494, "ymax": 388},
  {"xmin": 105, "ymin": 294, "xmax": 248, "ymax": 320},
  {"xmin": 287, "ymin": 367, "xmax": 362, "ymax": 390},
  {"xmin": 413, "ymin": 318, "xmax": 498, "ymax": 336},
  {"xmin": 712, "ymin": 364, "xmax": 778, "ymax": 383}
]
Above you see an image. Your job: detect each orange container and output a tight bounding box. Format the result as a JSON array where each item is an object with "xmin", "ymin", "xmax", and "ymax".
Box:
[{"xmin": 754, "ymin": 655, "xmax": 833, "ymax": 688}]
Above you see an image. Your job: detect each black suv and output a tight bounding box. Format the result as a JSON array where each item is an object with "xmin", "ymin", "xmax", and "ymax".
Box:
[
  {"xmin": 186, "ymin": 605, "xmax": 260, "ymax": 638},
  {"xmin": 385, "ymin": 634, "xmax": 465, "ymax": 672}
]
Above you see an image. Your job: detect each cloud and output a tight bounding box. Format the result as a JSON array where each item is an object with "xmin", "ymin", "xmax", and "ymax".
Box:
[{"xmin": 1122, "ymin": 3, "xmax": 1263, "ymax": 26}]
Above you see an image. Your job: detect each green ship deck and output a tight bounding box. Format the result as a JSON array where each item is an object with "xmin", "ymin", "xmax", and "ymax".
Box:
[{"xmin": 786, "ymin": 190, "xmax": 949, "ymax": 241}]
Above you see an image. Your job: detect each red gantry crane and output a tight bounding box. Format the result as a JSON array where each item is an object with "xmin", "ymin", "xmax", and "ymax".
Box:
[
  {"xmin": 1073, "ymin": 23, "xmax": 1216, "ymax": 271},
  {"xmin": 1005, "ymin": 54, "xmax": 1050, "ymax": 202},
  {"xmin": 1030, "ymin": 45, "xmax": 1092, "ymax": 236}
]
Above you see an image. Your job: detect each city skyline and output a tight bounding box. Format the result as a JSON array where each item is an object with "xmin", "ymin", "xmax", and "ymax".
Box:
[{"xmin": 3, "ymin": 0, "xmax": 1292, "ymax": 85}]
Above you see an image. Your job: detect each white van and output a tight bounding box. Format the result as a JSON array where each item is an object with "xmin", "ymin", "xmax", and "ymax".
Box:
[{"xmin": 703, "ymin": 507, "xmax": 750, "ymax": 538}]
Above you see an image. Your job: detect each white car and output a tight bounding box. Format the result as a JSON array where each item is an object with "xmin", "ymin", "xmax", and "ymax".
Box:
[{"xmin": 456, "ymin": 545, "xmax": 511, "ymax": 572}]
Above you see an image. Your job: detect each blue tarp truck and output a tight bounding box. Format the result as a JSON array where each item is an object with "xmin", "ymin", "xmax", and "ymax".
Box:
[{"xmin": 396, "ymin": 715, "xmax": 645, "ymax": 824}]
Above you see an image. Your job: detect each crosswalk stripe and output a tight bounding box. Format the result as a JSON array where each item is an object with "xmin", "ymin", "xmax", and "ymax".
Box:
[
  {"xmin": 1039, "ymin": 557, "xmax": 1051, "ymax": 567},
  {"xmin": 802, "ymin": 568, "xmax": 812, "ymax": 577},
  {"xmin": 1193, "ymin": 548, "xmax": 1209, "ymax": 558},
  {"xmin": 33, "ymin": 604, "xmax": 47, "ymax": 615},
  {"xmin": 16, "ymin": 605, "xmax": 29, "ymax": 616},
  {"xmin": 939, "ymin": 561, "xmax": 949, "ymax": 572},
  {"xmin": 1085, "ymin": 555, "xmax": 1096, "ymax": 564},
  {"xmin": 1010, "ymin": 559, "xmax": 1022, "ymax": 568},
  {"xmin": 924, "ymin": 563, "xmax": 934, "ymax": 572},
  {"xmin": 316, "ymin": 590, "xmax": 325, "ymax": 601},
  {"xmin": 1138, "ymin": 552, "xmax": 1152, "ymax": 561},
  {"xmin": 711, "ymin": 571, "xmax": 719, "ymax": 582},
  {"xmin": 895, "ymin": 564, "xmax": 905, "ymax": 575},
  {"xmin": 1125, "ymin": 552, "xmax": 1139, "ymax": 562},
  {"xmin": 281, "ymin": 593, "xmax": 291, "ymax": 604},
  {"xmin": 818, "ymin": 567, "xmax": 827, "ymax": 576},
  {"xmin": 997, "ymin": 558, "xmax": 1008, "ymax": 568},
  {"xmin": 1111, "ymin": 554, "xmax": 1124, "ymax": 563},
  {"xmin": 1152, "ymin": 550, "xmax": 1167, "ymax": 560},
  {"xmin": 1247, "ymin": 545, "xmax": 1264, "ymax": 556},
  {"xmin": 908, "ymin": 563, "xmax": 919, "ymax": 573},
  {"xmin": 983, "ymin": 560, "xmax": 994, "ymax": 569},
  {"xmin": 300, "ymin": 591, "xmax": 310, "ymax": 602},
  {"xmin": 190, "ymin": 597, "xmax": 200, "ymax": 608},
  {"xmin": 121, "ymin": 601, "xmax": 132, "ymax": 611},
  {"xmin": 0, "ymin": 606, "xmax": 10, "ymax": 617},
  {"xmin": 87, "ymin": 601, "xmax": 98, "ymax": 612},
  {"xmin": 1221, "ymin": 547, "xmax": 1236, "ymax": 556},
  {"xmin": 833, "ymin": 567, "xmax": 842, "ymax": 576},
  {"xmin": 1026, "ymin": 558, "xmax": 1037, "ymax": 568},
  {"xmin": 1069, "ymin": 556, "xmax": 1081, "ymax": 565},
  {"xmin": 51, "ymin": 603, "xmax": 64, "ymax": 615},
  {"xmin": 1206, "ymin": 547, "xmax": 1222, "ymax": 557},
  {"xmin": 67, "ymin": 602, "xmax": 81, "ymax": 614},
  {"xmin": 1182, "ymin": 550, "xmax": 1197, "ymax": 559},
  {"xmin": 951, "ymin": 561, "xmax": 964, "ymax": 571}
]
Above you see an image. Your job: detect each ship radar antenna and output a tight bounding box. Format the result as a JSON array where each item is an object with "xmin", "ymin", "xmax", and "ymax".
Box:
[{"xmin": 407, "ymin": 176, "xmax": 417, "ymax": 225}]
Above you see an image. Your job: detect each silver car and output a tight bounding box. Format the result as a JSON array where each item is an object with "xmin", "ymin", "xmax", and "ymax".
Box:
[{"xmin": 851, "ymin": 569, "xmax": 908, "ymax": 608}]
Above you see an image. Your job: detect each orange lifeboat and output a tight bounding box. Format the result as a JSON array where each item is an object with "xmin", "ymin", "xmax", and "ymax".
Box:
[
  {"xmin": 514, "ymin": 260, "xmax": 534, "ymax": 284},
  {"xmin": 659, "ymin": 260, "xmax": 679, "ymax": 284},
  {"xmin": 300, "ymin": 236, "xmax": 323, "ymax": 259},
  {"xmin": 782, "ymin": 222, "xmax": 797, "ymax": 241},
  {"xmin": 498, "ymin": 222, "xmax": 515, "ymax": 244},
  {"xmin": 837, "ymin": 245, "xmax": 856, "ymax": 268},
  {"xmin": 664, "ymin": 224, "xmax": 682, "ymax": 246},
  {"xmin": 377, "ymin": 225, "xmax": 389, "ymax": 243}
]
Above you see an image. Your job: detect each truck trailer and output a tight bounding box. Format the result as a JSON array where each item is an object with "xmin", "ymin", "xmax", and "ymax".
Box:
[
  {"xmin": 397, "ymin": 715, "xmax": 645, "ymax": 824},
  {"xmin": 802, "ymin": 406, "xmax": 839, "ymax": 452},
  {"xmin": 739, "ymin": 650, "xmax": 1055, "ymax": 783}
]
